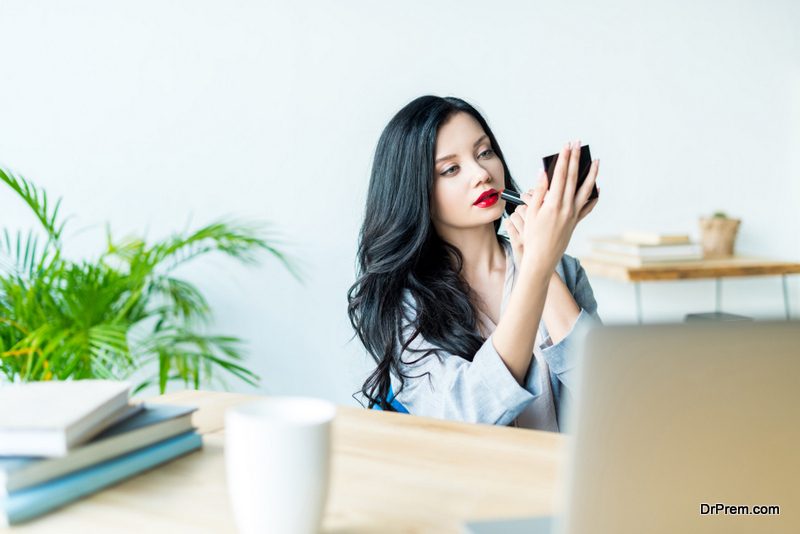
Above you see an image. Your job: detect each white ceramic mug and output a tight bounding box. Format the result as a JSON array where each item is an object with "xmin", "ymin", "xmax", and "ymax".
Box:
[{"xmin": 225, "ymin": 397, "xmax": 336, "ymax": 534}]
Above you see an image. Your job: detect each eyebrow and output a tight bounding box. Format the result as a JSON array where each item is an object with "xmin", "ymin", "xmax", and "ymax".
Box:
[{"xmin": 434, "ymin": 134, "xmax": 489, "ymax": 164}]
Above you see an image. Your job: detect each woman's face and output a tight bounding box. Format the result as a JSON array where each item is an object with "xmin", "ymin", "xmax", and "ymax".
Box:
[{"xmin": 430, "ymin": 112, "xmax": 506, "ymax": 234}]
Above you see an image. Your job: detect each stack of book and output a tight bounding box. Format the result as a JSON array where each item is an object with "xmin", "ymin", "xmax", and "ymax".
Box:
[
  {"xmin": 0, "ymin": 380, "xmax": 201, "ymax": 526},
  {"xmin": 589, "ymin": 231, "xmax": 704, "ymax": 267}
]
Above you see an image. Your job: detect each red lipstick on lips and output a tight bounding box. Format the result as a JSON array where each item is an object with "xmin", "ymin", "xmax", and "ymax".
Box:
[{"xmin": 473, "ymin": 188, "xmax": 500, "ymax": 208}]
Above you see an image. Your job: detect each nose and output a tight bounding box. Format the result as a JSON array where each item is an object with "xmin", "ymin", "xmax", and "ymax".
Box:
[{"xmin": 471, "ymin": 161, "xmax": 493, "ymax": 187}]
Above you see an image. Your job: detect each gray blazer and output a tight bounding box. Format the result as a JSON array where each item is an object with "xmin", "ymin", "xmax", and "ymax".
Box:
[{"xmin": 390, "ymin": 239, "xmax": 602, "ymax": 431}]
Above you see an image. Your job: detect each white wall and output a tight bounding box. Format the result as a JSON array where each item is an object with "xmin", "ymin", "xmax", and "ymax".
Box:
[{"xmin": 1, "ymin": 0, "xmax": 798, "ymax": 404}]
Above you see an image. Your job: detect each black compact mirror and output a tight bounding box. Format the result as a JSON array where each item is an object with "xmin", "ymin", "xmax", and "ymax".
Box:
[{"xmin": 542, "ymin": 144, "xmax": 599, "ymax": 201}]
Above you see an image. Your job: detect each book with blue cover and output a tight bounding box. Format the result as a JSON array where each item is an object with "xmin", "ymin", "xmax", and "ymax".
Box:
[
  {"xmin": 0, "ymin": 404, "xmax": 196, "ymax": 495},
  {"xmin": 0, "ymin": 431, "xmax": 202, "ymax": 526}
]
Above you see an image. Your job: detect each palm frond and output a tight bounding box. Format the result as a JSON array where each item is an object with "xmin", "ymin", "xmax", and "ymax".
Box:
[
  {"xmin": 148, "ymin": 276, "xmax": 211, "ymax": 325},
  {"xmin": 0, "ymin": 167, "xmax": 66, "ymax": 243},
  {"xmin": 133, "ymin": 326, "xmax": 258, "ymax": 393},
  {"xmin": 149, "ymin": 219, "xmax": 304, "ymax": 282},
  {"xmin": 0, "ymin": 229, "xmax": 61, "ymax": 280},
  {"xmin": 88, "ymin": 323, "xmax": 133, "ymax": 370}
]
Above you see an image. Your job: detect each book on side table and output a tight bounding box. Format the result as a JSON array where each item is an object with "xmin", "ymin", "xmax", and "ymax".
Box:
[
  {"xmin": 589, "ymin": 235, "xmax": 703, "ymax": 265},
  {"xmin": 620, "ymin": 231, "xmax": 691, "ymax": 246}
]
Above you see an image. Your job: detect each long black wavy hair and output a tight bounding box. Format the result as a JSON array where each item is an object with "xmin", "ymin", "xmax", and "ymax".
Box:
[{"xmin": 347, "ymin": 96, "xmax": 522, "ymax": 410}]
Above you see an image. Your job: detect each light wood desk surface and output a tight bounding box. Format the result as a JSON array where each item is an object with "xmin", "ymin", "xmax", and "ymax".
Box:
[
  {"xmin": 6, "ymin": 390, "xmax": 566, "ymax": 533},
  {"xmin": 579, "ymin": 255, "xmax": 800, "ymax": 282}
]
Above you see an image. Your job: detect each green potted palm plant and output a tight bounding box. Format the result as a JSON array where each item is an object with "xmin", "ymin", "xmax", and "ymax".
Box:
[{"xmin": 0, "ymin": 167, "xmax": 298, "ymax": 393}]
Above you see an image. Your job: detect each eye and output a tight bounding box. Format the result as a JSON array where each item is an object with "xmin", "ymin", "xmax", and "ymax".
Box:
[
  {"xmin": 441, "ymin": 165, "xmax": 459, "ymax": 176},
  {"xmin": 478, "ymin": 149, "xmax": 495, "ymax": 159}
]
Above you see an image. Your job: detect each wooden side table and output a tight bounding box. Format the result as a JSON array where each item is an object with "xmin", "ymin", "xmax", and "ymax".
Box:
[{"xmin": 579, "ymin": 256, "xmax": 800, "ymax": 323}]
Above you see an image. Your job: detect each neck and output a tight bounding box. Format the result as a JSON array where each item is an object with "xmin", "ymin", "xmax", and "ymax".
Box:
[{"xmin": 436, "ymin": 223, "xmax": 505, "ymax": 282}]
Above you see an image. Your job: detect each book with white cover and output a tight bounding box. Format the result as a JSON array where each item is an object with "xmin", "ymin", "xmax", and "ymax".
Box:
[
  {"xmin": 587, "ymin": 250, "xmax": 703, "ymax": 267},
  {"xmin": 590, "ymin": 236, "xmax": 703, "ymax": 259},
  {"xmin": 0, "ymin": 404, "xmax": 196, "ymax": 495},
  {"xmin": 0, "ymin": 380, "xmax": 130, "ymax": 457},
  {"xmin": 621, "ymin": 231, "xmax": 691, "ymax": 245}
]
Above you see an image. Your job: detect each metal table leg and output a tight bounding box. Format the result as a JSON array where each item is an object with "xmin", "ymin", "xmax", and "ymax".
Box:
[
  {"xmin": 635, "ymin": 282, "xmax": 643, "ymax": 324},
  {"xmin": 782, "ymin": 274, "xmax": 791, "ymax": 320},
  {"xmin": 715, "ymin": 278, "xmax": 722, "ymax": 313}
]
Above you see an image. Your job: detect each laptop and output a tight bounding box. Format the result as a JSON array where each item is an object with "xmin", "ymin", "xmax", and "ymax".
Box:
[{"xmin": 465, "ymin": 320, "xmax": 800, "ymax": 534}]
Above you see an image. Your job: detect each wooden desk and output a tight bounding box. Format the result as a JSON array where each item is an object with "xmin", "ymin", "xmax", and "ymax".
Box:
[
  {"xmin": 6, "ymin": 390, "xmax": 566, "ymax": 533},
  {"xmin": 580, "ymin": 255, "xmax": 800, "ymax": 323}
]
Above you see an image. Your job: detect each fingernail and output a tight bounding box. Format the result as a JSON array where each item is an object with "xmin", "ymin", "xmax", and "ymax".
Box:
[
  {"xmin": 575, "ymin": 139, "xmax": 581, "ymax": 149},
  {"xmin": 564, "ymin": 141, "xmax": 571, "ymax": 150}
]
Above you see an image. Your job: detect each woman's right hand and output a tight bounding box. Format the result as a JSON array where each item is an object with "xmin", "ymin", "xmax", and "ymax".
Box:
[{"xmin": 506, "ymin": 140, "xmax": 599, "ymax": 276}]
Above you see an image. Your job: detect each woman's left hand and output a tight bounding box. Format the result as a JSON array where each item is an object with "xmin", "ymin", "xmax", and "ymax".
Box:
[{"xmin": 506, "ymin": 175, "xmax": 599, "ymax": 266}]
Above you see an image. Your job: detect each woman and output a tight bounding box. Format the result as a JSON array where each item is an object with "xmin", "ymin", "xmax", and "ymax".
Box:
[{"xmin": 347, "ymin": 96, "xmax": 601, "ymax": 431}]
